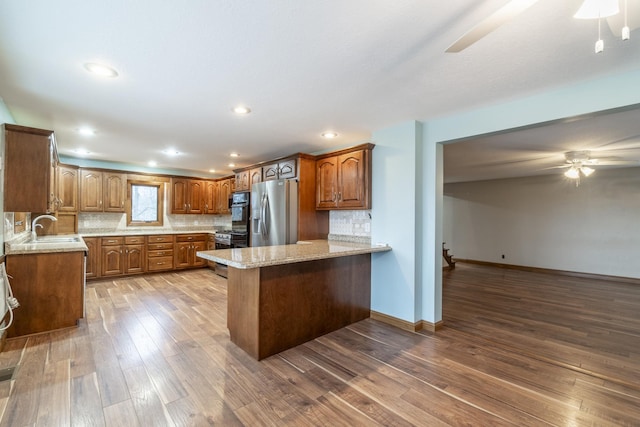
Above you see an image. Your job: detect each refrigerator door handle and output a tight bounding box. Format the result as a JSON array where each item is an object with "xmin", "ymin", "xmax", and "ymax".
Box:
[{"xmin": 261, "ymin": 193, "xmax": 269, "ymax": 237}]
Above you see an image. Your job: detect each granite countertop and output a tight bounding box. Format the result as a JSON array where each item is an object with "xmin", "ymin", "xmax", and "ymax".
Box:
[
  {"xmin": 5, "ymin": 234, "xmax": 89, "ymax": 255},
  {"xmin": 196, "ymin": 240, "xmax": 391, "ymax": 269},
  {"xmin": 80, "ymin": 229, "xmax": 218, "ymax": 237}
]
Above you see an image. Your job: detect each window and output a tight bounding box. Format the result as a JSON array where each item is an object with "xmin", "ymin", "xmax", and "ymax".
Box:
[{"xmin": 127, "ymin": 181, "xmax": 164, "ymax": 226}]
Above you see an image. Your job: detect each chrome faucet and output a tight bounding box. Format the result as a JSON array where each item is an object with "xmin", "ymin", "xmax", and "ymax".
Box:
[{"xmin": 31, "ymin": 214, "xmax": 57, "ymax": 241}]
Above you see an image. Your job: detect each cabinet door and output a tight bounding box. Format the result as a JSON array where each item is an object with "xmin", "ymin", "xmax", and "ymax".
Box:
[
  {"xmin": 174, "ymin": 242, "xmax": 191, "ymax": 268},
  {"xmin": 58, "ymin": 165, "xmax": 79, "ymax": 212},
  {"xmin": 49, "ymin": 156, "xmax": 58, "ymax": 213},
  {"xmin": 101, "ymin": 245, "xmax": 124, "ymax": 276},
  {"xmin": 84, "ymin": 237, "xmax": 100, "ymax": 279},
  {"xmin": 218, "ymin": 179, "xmax": 231, "ymax": 214},
  {"xmin": 262, "ymin": 163, "xmax": 279, "ymax": 181},
  {"xmin": 125, "ymin": 244, "xmax": 145, "ymax": 274},
  {"xmin": 80, "ymin": 169, "xmax": 103, "ymax": 212},
  {"xmin": 203, "ymin": 180, "xmax": 217, "ymax": 214},
  {"xmin": 188, "ymin": 180, "xmax": 204, "ymax": 214},
  {"xmin": 235, "ymin": 171, "xmax": 249, "ymax": 191},
  {"xmin": 337, "ymin": 150, "xmax": 366, "ymax": 209},
  {"xmin": 316, "ymin": 157, "xmax": 338, "ymax": 209},
  {"xmin": 3, "ymin": 124, "xmax": 54, "ymax": 213},
  {"xmin": 171, "ymin": 178, "xmax": 188, "ymax": 213},
  {"xmin": 249, "ymin": 167, "xmax": 262, "ymax": 189},
  {"xmin": 192, "ymin": 241, "xmax": 207, "ymax": 267},
  {"xmin": 104, "ymin": 172, "xmax": 126, "ymax": 212},
  {"xmin": 277, "ymin": 159, "xmax": 297, "ymax": 179}
]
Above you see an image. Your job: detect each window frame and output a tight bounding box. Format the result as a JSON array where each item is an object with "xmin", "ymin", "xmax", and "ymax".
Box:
[{"xmin": 126, "ymin": 180, "xmax": 164, "ymax": 227}]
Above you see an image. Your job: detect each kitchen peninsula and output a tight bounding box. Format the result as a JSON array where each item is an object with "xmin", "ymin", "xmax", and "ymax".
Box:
[{"xmin": 197, "ymin": 240, "xmax": 391, "ymax": 360}]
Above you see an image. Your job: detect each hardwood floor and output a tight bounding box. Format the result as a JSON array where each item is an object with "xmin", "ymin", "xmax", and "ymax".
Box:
[{"xmin": 0, "ymin": 264, "xmax": 639, "ymax": 426}]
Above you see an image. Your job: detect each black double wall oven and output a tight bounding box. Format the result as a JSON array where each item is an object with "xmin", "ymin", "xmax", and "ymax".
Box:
[{"xmin": 214, "ymin": 191, "xmax": 250, "ymax": 277}]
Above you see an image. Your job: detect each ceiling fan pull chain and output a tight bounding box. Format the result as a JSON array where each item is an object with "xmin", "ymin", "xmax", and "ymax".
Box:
[{"xmin": 595, "ymin": 15, "xmax": 604, "ymax": 53}]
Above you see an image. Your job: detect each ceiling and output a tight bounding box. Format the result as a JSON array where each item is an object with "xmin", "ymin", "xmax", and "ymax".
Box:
[{"xmin": 1, "ymin": 0, "xmax": 640, "ymax": 179}]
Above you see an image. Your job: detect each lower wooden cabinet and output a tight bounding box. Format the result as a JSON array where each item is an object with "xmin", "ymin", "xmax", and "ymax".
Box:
[
  {"xmin": 101, "ymin": 236, "xmax": 125, "ymax": 277},
  {"xmin": 84, "ymin": 237, "xmax": 99, "ymax": 279},
  {"xmin": 175, "ymin": 234, "xmax": 207, "ymax": 268},
  {"xmin": 147, "ymin": 234, "xmax": 174, "ymax": 272},
  {"xmin": 6, "ymin": 251, "xmax": 84, "ymax": 337},
  {"xmin": 124, "ymin": 236, "xmax": 145, "ymax": 274},
  {"xmin": 85, "ymin": 233, "xmax": 211, "ymax": 279}
]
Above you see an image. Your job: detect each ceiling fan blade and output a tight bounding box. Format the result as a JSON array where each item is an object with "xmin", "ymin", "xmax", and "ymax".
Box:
[
  {"xmin": 591, "ymin": 135, "xmax": 640, "ymax": 152},
  {"xmin": 446, "ymin": 0, "xmax": 540, "ymax": 53},
  {"xmin": 607, "ymin": 0, "xmax": 640, "ymax": 36},
  {"xmin": 542, "ymin": 164, "xmax": 573, "ymax": 170}
]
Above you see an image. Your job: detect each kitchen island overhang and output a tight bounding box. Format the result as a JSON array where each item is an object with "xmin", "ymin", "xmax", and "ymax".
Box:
[{"xmin": 197, "ymin": 240, "xmax": 391, "ymax": 360}]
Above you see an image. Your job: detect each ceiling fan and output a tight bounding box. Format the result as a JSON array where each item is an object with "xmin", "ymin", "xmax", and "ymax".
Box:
[
  {"xmin": 446, "ymin": 0, "xmax": 640, "ymax": 53},
  {"xmin": 550, "ymin": 149, "xmax": 638, "ymax": 185}
]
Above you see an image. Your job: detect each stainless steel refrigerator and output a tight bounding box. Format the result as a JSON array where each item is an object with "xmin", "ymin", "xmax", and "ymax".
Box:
[{"xmin": 250, "ymin": 179, "xmax": 298, "ymax": 247}]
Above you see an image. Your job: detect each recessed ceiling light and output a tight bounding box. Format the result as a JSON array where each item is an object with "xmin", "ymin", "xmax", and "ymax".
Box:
[
  {"xmin": 230, "ymin": 152, "xmax": 239, "ymax": 158},
  {"xmin": 228, "ymin": 163, "xmax": 236, "ymax": 168},
  {"xmin": 209, "ymin": 169, "xmax": 216, "ymax": 173},
  {"xmin": 83, "ymin": 62, "xmax": 119, "ymax": 78},
  {"xmin": 77, "ymin": 127, "xmax": 95, "ymax": 136},
  {"xmin": 148, "ymin": 161, "xmax": 157, "ymax": 167},
  {"xmin": 322, "ymin": 131, "xmax": 338, "ymax": 139},
  {"xmin": 232, "ymin": 106, "xmax": 251, "ymax": 115},
  {"xmin": 162, "ymin": 149, "xmax": 181, "ymax": 156}
]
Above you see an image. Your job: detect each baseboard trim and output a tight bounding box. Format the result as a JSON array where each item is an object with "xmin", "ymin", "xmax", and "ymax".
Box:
[
  {"xmin": 370, "ymin": 311, "xmax": 444, "ymax": 333},
  {"xmin": 456, "ymin": 259, "xmax": 640, "ymax": 286}
]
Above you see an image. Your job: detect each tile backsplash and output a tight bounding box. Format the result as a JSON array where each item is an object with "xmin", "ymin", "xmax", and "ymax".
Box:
[
  {"xmin": 79, "ymin": 212, "xmax": 231, "ymax": 234},
  {"xmin": 328, "ymin": 210, "xmax": 371, "ymax": 243}
]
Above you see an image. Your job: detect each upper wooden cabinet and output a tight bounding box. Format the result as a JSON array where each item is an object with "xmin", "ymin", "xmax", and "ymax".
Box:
[
  {"xmin": 57, "ymin": 165, "xmax": 79, "ymax": 212},
  {"xmin": 316, "ymin": 144, "xmax": 373, "ymax": 210},
  {"xmin": 3, "ymin": 124, "xmax": 57, "ymax": 213},
  {"xmin": 171, "ymin": 177, "xmax": 233, "ymax": 214},
  {"xmin": 80, "ymin": 169, "xmax": 126, "ymax": 212},
  {"xmin": 80, "ymin": 169, "xmax": 102, "ymax": 211},
  {"xmin": 263, "ymin": 158, "xmax": 297, "ymax": 181},
  {"xmin": 217, "ymin": 178, "xmax": 231, "ymax": 214},
  {"xmin": 235, "ymin": 170, "xmax": 250, "ymax": 191},
  {"xmin": 170, "ymin": 178, "xmax": 205, "ymax": 214},
  {"xmin": 103, "ymin": 172, "xmax": 127, "ymax": 212},
  {"xmin": 234, "ymin": 167, "xmax": 263, "ymax": 192},
  {"xmin": 249, "ymin": 167, "xmax": 263, "ymax": 189},
  {"xmin": 204, "ymin": 180, "xmax": 217, "ymax": 214}
]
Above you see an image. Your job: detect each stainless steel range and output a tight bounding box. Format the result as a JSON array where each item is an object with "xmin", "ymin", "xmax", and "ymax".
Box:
[
  {"xmin": 214, "ymin": 230, "xmax": 233, "ymax": 249},
  {"xmin": 213, "ymin": 229, "xmax": 249, "ymax": 278}
]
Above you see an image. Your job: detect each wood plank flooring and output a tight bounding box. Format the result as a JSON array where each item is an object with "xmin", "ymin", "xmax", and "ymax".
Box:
[{"xmin": 0, "ymin": 264, "xmax": 638, "ymax": 426}]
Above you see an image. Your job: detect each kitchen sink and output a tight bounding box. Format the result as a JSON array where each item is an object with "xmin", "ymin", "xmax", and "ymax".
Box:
[{"xmin": 32, "ymin": 236, "xmax": 82, "ymax": 244}]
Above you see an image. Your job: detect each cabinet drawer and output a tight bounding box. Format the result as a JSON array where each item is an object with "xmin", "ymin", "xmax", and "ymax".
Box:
[
  {"xmin": 148, "ymin": 242, "xmax": 173, "ymax": 251},
  {"xmin": 148, "ymin": 249, "xmax": 174, "ymax": 258},
  {"xmin": 147, "ymin": 235, "xmax": 174, "ymax": 243},
  {"xmin": 125, "ymin": 236, "xmax": 145, "ymax": 244},
  {"xmin": 147, "ymin": 256, "xmax": 174, "ymax": 271},
  {"xmin": 101, "ymin": 236, "xmax": 124, "ymax": 245},
  {"xmin": 176, "ymin": 234, "xmax": 206, "ymax": 242}
]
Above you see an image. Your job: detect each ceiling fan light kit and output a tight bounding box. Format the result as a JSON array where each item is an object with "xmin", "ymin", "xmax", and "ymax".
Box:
[
  {"xmin": 446, "ymin": 0, "xmax": 634, "ymax": 53},
  {"xmin": 574, "ymin": 0, "xmax": 632, "ymax": 53}
]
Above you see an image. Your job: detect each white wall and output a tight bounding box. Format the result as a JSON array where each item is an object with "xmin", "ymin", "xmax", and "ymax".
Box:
[
  {"xmin": 371, "ymin": 121, "xmax": 421, "ymax": 323},
  {"xmin": 444, "ymin": 167, "xmax": 640, "ymax": 279}
]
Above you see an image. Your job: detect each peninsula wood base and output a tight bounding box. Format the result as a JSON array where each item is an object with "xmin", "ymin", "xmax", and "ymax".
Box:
[{"xmin": 227, "ymin": 253, "xmax": 371, "ymax": 360}]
